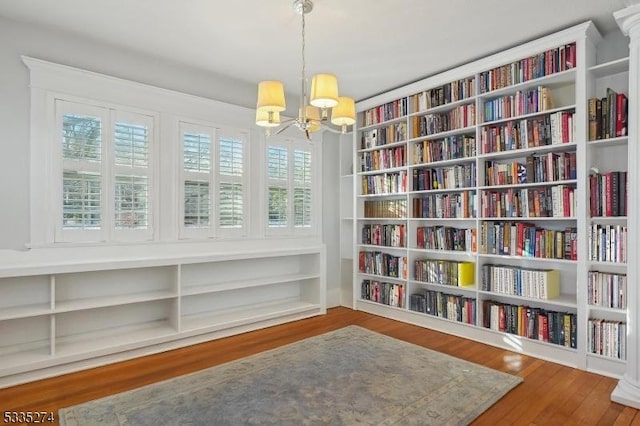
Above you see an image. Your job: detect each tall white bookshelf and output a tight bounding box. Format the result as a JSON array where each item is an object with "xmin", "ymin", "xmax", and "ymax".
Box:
[{"xmin": 351, "ymin": 21, "xmax": 633, "ymax": 378}]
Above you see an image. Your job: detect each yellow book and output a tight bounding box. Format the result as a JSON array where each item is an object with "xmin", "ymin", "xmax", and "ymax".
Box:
[
  {"xmin": 458, "ymin": 262, "xmax": 475, "ymax": 287},
  {"xmin": 540, "ymin": 269, "xmax": 560, "ymax": 300}
]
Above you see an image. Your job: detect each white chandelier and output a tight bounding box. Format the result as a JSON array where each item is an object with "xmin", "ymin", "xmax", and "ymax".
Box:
[{"xmin": 255, "ymin": 0, "xmax": 356, "ymax": 140}]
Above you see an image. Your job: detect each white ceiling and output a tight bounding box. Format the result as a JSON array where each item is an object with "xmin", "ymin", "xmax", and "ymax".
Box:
[{"xmin": 0, "ymin": 0, "xmax": 632, "ymax": 103}]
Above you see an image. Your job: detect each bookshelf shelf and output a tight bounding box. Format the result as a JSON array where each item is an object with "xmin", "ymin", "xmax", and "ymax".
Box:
[
  {"xmin": 477, "ymin": 253, "xmax": 577, "ymax": 264},
  {"xmin": 480, "ymin": 216, "xmax": 576, "ymax": 221},
  {"xmin": 180, "ymin": 301, "xmax": 320, "ymax": 333},
  {"xmin": 359, "ymin": 115, "xmax": 407, "ymax": 132},
  {"xmin": 480, "ymin": 105, "xmax": 576, "ymax": 126},
  {"xmin": 357, "ymin": 193, "xmax": 408, "ymax": 199},
  {"xmin": 407, "ymin": 125, "xmax": 477, "ymax": 143},
  {"xmin": 410, "ymin": 156, "xmax": 476, "ymax": 168},
  {"xmin": 589, "ymin": 136, "xmax": 628, "ymax": 147},
  {"xmin": 358, "ymin": 139, "xmax": 407, "ymax": 153},
  {"xmin": 0, "ymin": 304, "xmax": 52, "ymax": 321},
  {"xmin": 478, "ymin": 68, "xmax": 577, "ymax": 98},
  {"xmin": 477, "ymin": 142, "xmax": 577, "ymax": 160},
  {"xmin": 589, "ymin": 57, "xmax": 629, "ymax": 77},
  {"xmin": 588, "ymin": 305, "xmax": 627, "ymax": 315},
  {"xmin": 358, "ymin": 217, "xmax": 406, "ymax": 222},
  {"xmin": 359, "ymin": 165, "xmax": 407, "ymax": 176},
  {"xmin": 410, "ymin": 279, "xmax": 477, "ymax": 293},
  {"xmin": 54, "ymin": 291, "xmax": 177, "ymax": 313},
  {"xmin": 408, "ymin": 217, "xmax": 477, "ymax": 222},
  {"xmin": 182, "ymin": 273, "xmax": 320, "ymax": 296},
  {"xmin": 54, "ymin": 320, "xmax": 177, "ymax": 357},
  {"xmin": 477, "ymin": 290, "xmax": 577, "ymax": 308},
  {"xmin": 357, "ymin": 272, "xmax": 406, "ymax": 283},
  {"xmin": 411, "ymin": 97, "xmax": 478, "ymax": 117},
  {"xmin": 477, "ymin": 179, "xmax": 577, "ymax": 191}
]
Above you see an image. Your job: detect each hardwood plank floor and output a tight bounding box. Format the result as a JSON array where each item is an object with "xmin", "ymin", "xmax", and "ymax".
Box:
[{"xmin": 0, "ymin": 306, "xmax": 637, "ymax": 425}]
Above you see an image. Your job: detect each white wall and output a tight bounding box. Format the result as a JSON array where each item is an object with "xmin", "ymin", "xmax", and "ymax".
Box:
[
  {"xmin": 322, "ymin": 132, "xmax": 341, "ymax": 307},
  {"xmin": 0, "ymin": 16, "xmax": 262, "ymax": 250}
]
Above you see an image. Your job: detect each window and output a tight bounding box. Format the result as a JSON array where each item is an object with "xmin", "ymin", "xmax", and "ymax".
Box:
[
  {"xmin": 266, "ymin": 139, "xmax": 316, "ymax": 234},
  {"xmin": 56, "ymin": 100, "xmax": 155, "ymax": 242},
  {"xmin": 179, "ymin": 122, "xmax": 248, "ymax": 238}
]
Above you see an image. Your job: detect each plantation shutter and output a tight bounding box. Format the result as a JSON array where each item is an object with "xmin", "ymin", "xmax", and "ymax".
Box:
[
  {"xmin": 112, "ymin": 111, "xmax": 154, "ymax": 239},
  {"xmin": 182, "ymin": 129, "xmax": 213, "ymax": 231},
  {"xmin": 267, "ymin": 145, "xmax": 288, "ymax": 227},
  {"xmin": 61, "ymin": 112, "xmax": 103, "ymax": 231},
  {"xmin": 293, "ymin": 149, "xmax": 312, "ymax": 227},
  {"xmin": 219, "ymin": 136, "xmax": 244, "ymax": 229}
]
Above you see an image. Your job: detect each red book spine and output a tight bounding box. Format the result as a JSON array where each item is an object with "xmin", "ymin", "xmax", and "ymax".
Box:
[{"xmin": 616, "ymin": 93, "xmax": 624, "ymax": 137}]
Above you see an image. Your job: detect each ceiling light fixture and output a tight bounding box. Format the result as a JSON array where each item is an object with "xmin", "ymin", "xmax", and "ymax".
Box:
[{"xmin": 255, "ymin": 0, "xmax": 356, "ymax": 140}]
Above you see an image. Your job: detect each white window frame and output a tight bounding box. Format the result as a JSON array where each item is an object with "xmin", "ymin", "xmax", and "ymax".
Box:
[
  {"xmin": 178, "ymin": 120, "xmax": 249, "ymax": 240},
  {"xmin": 54, "ymin": 99, "xmax": 157, "ymax": 243},
  {"xmin": 265, "ymin": 136, "xmax": 319, "ymax": 236}
]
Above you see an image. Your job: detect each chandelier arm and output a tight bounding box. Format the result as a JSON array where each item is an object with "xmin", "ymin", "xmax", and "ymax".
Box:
[{"xmin": 274, "ymin": 122, "xmax": 295, "ymax": 135}]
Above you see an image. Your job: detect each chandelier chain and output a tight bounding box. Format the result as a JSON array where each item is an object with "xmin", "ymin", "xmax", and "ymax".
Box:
[{"xmin": 300, "ymin": 7, "xmax": 307, "ymax": 123}]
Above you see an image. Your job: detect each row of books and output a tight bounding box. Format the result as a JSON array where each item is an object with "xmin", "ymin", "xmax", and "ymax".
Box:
[
  {"xmin": 412, "ymin": 104, "xmax": 476, "ymax": 137},
  {"xmin": 588, "ymin": 88, "xmax": 628, "ymax": 141},
  {"xmin": 482, "ymin": 300, "xmax": 577, "ymax": 348},
  {"xmin": 409, "ymin": 291, "xmax": 476, "ymax": 325},
  {"xmin": 479, "ymin": 43, "xmax": 577, "ymax": 93},
  {"xmin": 484, "ymin": 151, "xmax": 577, "ymax": 186},
  {"xmin": 411, "ymin": 76, "xmax": 476, "ymax": 112},
  {"xmin": 363, "ymin": 199, "xmax": 407, "ymax": 218},
  {"xmin": 413, "ymin": 164, "xmax": 476, "ymax": 191},
  {"xmin": 481, "ymin": 264, "xmax": 560, "ymax": 300},
  {"xmin": 412, "ymin": 135, "xmax": 476, "ymax": 164},
  {"xmin": 361, "ymin": 224, "xmax": 406, "ymax": 248},
  {"xmin": 362, "ymin": 98, "xmax": 409, "ymax": 127},
  {"xmin": 361, "ymin": 279, "xmax": 405, "ymax": 308},
  {"xmin": 414, "ymin": 259, "xmax": 475, "ymax": 287},
  {"xmin": 587, "ymin": 319, "xmax": 626, "ymax": 360},
  {"xmin": 588, "ymin": 224, "xmax": 627, "ymax": 264},
  {"xmin": 360, "ymin": 145, "xmax": 406, "ymax": 172},
  {"xmin": 482, "ymin": 86, "xmax": 554, "ymax": 122},
  {"xmin": 360, "ymin": 122, "xmax": 408, "ymax": 149},
  {"xmin": 416, "ymin": 226, "xmax": 477, "ymax": 252},
  {"xmin": 358, "ymin": 251, "xmax": 408, "ymax": 279},
  {"xmin": 481, "ymin": 111, "xmax": 574, "ymax": 153},
  {"xmin": 480, "ymin": 185, "xmax": 575, "ymax": 218},
  {"xmin": 589, "ymin": 171, "xmax": 627, "ymax": 217},
  {"xmin": 413, "ymin": 191, "xmax": 476, "ymax": 219},
  {"xmin": 361, "ymin": 171, "xmax": 407, "ymax": 195},
  {"xmin": 587, "ymin": 270, "xmax": 627, "ymax": 310},
  {"xmin": 479, "ymin": 222, "xmax": 578, "ymax": 260}
]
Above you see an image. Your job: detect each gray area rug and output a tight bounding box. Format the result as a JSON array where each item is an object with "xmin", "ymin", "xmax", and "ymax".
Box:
[{"xmin": 59, "ymin": 326, "xmax": 522, "ymax": 425}]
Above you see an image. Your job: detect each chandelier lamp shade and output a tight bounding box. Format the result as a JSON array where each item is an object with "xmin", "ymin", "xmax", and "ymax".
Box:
[{"xmin": 255, "ymin": 0, "xmax": 356, "ymax": 139}]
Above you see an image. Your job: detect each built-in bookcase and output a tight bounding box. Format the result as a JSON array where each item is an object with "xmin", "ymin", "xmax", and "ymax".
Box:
[
  {"xmin": 0, "ymin": 243, "xmax": 326, "ymax": 387},
  {"xmin": 351, "ymin": 21, "xmax": 630, "ymax": 377},
  {"xmin": 584, "ymin": 55, "xmax": 629, "ymax": 375}
]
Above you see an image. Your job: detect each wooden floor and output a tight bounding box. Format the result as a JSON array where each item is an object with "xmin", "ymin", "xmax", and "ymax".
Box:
[{"xmin": 1, "ymin": 306, "xmax": 639, "ymax": 425}]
